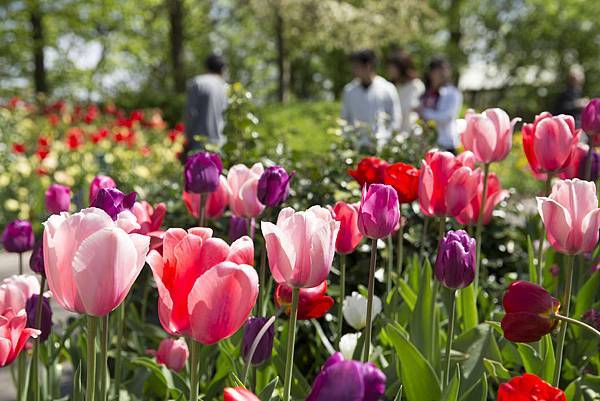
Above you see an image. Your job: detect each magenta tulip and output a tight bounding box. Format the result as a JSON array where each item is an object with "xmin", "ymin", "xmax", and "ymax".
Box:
[
  {"xmin": 89, "ymin": 175, "xmax": 116, "ymax": 204},
  {"xmin": 357, "ymin": 184, "xmax": 400, "ymax": 239},
  {"xmin": 43, "ymin": 208, "xmax": 150, "ymax": 316},
  {"xmin": 332, "ymin": 201, "xmax": 363, "ymax": 254},
  {"xmin": 461, "ymin": 108, "xmax": 520, "ymax": 163},
  {"xmin": 582, "ymin": 98, "xmax": 600, "ymax": 136},
  {"xmin": 45, "ymin": 184, "xmax": 71, "ymax": 214},
  {"xmin": 146, "ymin": 228, "xmax": 258, "ymax": 344},
  {"xmin": 228, "ymin": 163, "xmax": 265, "ymax": 218},
  {"xmin": 537, "ymin": 179, "xmax": 600, "ymax": 255},
  {"xmin": 261, "ymin": 206, "xmax": 339, "ymax": 289}
]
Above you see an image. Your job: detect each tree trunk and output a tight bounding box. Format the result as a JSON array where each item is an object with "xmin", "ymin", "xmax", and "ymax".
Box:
[
  {"xmin": 30, "ymin": 1, "xmax": 47, "ymax": 94},
  {"xmin": 168, "ymin": 0, "xmax": 185, "ymax": 93},
  {"xmin": 447, "ymin": 0, "xmax": 465, "ymax": 83},
  {"xmin": 274, "ymin": 3, "xmax": 289, "ymax": 103}
]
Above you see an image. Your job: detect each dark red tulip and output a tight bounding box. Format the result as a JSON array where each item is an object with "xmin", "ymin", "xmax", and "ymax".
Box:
[
  {"xmin": 383, "ymin": 162, "xmax": 419, "ymax": 204},
  {"xmin": 348, "ymin": 157, "xmax": 388, "ymax": 188},
  {"xmin": 501, "ymin": 281, "xmax": 560, "ymax": 343},
  {"xmin": 274, "ymin": 281, "xmax": 334, "ymax": 320}
]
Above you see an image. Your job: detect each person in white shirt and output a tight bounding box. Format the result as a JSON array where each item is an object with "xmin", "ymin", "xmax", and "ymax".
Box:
[
  {"xmin": 341, "ymin": 49, "xmax": 402, "ymax": 147},
  {"xmin": 418, "ymin": 57, "xmax": 463, "ymax": 152},
  {"xmin": 386, "ymin": 50, "xmax": 425, "ymax": 134}
]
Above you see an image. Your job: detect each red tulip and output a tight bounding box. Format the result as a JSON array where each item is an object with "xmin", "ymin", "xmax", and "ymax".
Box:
[
  {"xmin": 455, "ymin": 172, "xmax": 509, "ymax": 225},
  {"xmin": 419, "ymin": 150, "xmax": 480, "ymax": 217},
  {"xmin": 383, "ymin": 162, "xmax": 420, "ymax": 204},
  {"xmin": 0, "ymin": 309, "xmax": 40, "ymax": 367},
  {"xmin": 274, "ymin": 281, "xmax": 334, "ymax": 320},
  {"xmin": 348, "ymin": 157, "xmax": 388, "ymax": 188},
  {"xmin": 224, "ymin": 387, "xmax": 260, "ymax": 401},
  {"xmin": 501, "ymin": 281, "xmax": 559, "ymax": 343},
  {"xmin": 183, "ymin": 175, "xmax": 230, "ymax": 220},
  {"xmin": 498, "ymin": 373, "xmax": 565, "ymax": 401},
  {"xmin": 522, "ymin": 112, "xmax": 579, "ymax": 175},
  {"xmin": 332, "ymin": 201, "xmax": 363, "ymax": 255}
]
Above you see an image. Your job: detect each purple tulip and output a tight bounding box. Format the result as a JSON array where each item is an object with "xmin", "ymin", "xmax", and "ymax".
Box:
[
  {"xmin": 582, "ymin": 309, "xmax": 600, "ymax": 331},
  {"xmin": 435, "ymin": 230, "xmax": 476, "ymax": 290},
  {"xmin": 578, "ymin": 149, "xmax": 600, "ymax": 181},
  {"xmin": 306, "ymin": 353, "xmax": 386, "ymax": 401},
  {"xmin": 90, "ymin": 188, "xmax": 136, "ymax": 220},
  {"xmin": 29, "ymin": 240, "xmax": 45, "ymax": 276},
  {"xmin": 1, "ymin": 220, "xmax": 34, "ymax": 253},
  {"xmin": 241, "ymin": 317, "xmax": 274, "ymax": 365},
  {"xmin": 89, "ymin": 175, "xmax": 116, "ymax": 204},
  {"xmin": 257, "ymin": 166, "xmax": 294, "ymax": 207},
  {"xmin": 45, "ymin": 183, "xmax": 71, "ymax": 214},
  {"xmin": 229, "ymin": 216, "xmax": 255, "ymax": 242},
  {"xmin": 184, "ymin": 151, "xmax": 222, "ymax": 193},
  {"xmin": 25, "ymin": 294, "xmax": 53, "ymax": 342},
  {"xmin": 582, "ymin": 98, "xmax": 600, "ymax": 135},
  {"xmin": 357, "ymin": 184, "xmax": 400, "ymax": 239}
]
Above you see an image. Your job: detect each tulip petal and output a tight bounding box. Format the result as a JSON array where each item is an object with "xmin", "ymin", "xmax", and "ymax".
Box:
[
  {"xmin": 501, "ymin": 312, "xmax": 556, "ymax": 343},
  {"xmin": 537, "ymin": 197, "xmax": 572, "ymax": 254},
  {"xmin": 188, "ymin": 262, "xmax": 258, "ymax": 345},
  {"xmin": 581, "ymin": 208, "xmax": 600, "ymax": 253},
  {"xmin": 227, "ymin": 236, "xmax": 255, "ymax": 266},
  {"xmin": 261, "ymin": 222, "xmax": 295, "ymax": 284}
]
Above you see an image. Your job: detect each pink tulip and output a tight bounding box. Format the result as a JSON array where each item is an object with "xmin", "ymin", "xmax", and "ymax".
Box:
[
  {"xmin": 419, "ymin": 150, "xmax": 480, "ymax": 217},
  {"xmin": 132, "ymin": 201, "xmax": 166, "ymax": 235},
  {"xmin": 537, "ymin": 179, "xmax": 600, "ymax": 255},
  {"xmin": 0, "ymin": 275, "xmax": 40, "ymax": 315},
  {"xmin": 456, "ymin": 172, "xmax": 509, "ymax": 225},
  {"xmin": 183, "ymin": 175, "xmax": 230, "ymax": 220},
  {"xmin": 357, "ymin": 184, "xmax": 400, "ymax": 239},
  {"xmin": 0, "ymin": 309, "xmax": 40, "ymax": 367},
  {"xmin": 228, "ymin": 163, "xmax": 265, "ymax": 218},
  {"xmin": 522, "ymin": 112, "xmax": 579, "ymax": 175},
  {"xmin": 261, "ymin": 206, "xmax": 339, "ymax": 289},
  {"xmin": 461, "ymin": 108, "xmax": 520, "ymax": 163},
  {"xmin": 148, "ymin": 338, "xmax": 189, "ymax": 372},
  {"xmin": 89, "ymin": 175, "xmax": 116, "ymax": 204},
  {"xmin": 332, "ymin": 201, "xmax": 363, "ymax": 254},
  {"xmin": 43, "ymin": 208, "xmax": 150, "ymax": 316},
  {"xmin": 146, "ymin": 228, "xmax": 258, "ymax": 344}
]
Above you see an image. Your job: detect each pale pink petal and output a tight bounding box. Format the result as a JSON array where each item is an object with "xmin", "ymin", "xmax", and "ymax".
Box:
[
  {"xmin": 227, "ymin": 236, "xmax": 255, "ymax": 266},
  {"xmin": 115, "ymin": 210, "xmax": 140, "ymax": 233},
  {"xmin": 581, "ymin": 209, "xmax": 600, "ymax": 253},
  {"xmin": 261, "ymin": 221, "xmax": 294, "ymax": 284},
  {"xmin": 538, "ymin": 197, "xmax": 572, "ymax": 254}
]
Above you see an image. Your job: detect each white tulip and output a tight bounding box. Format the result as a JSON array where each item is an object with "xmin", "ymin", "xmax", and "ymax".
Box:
[
  {"xmin": 342, "ymin": 291, "xmax": 382, "ymax": 330},
  {"xmin": 339, "ymin": 333, "xmax": 361, "ymax": 360}
]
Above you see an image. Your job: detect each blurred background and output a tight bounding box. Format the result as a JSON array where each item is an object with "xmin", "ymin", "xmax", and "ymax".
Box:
[{"xmin": 2, "ymin": 0, "xmax": 600, "ymax": 123}]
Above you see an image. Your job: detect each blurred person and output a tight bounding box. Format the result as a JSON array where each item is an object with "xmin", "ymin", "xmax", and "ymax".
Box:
[
  {"xmin": 183, "ymin": 53, "xmax": 228, "ymax": 154},
  {"xmin": 341, "ymin": 49, "xmax": 402, "ymax": 147},
  {"xmin": 554, "ymin": 64, "xmax": 587, "ymax": 125},
  {"xmin": 386, "ymin": 50, "xmax": 425, "ymax": 134},
  {"xmin": 418, "ymin": 57, "xmax": 462, "ymax": 152}
]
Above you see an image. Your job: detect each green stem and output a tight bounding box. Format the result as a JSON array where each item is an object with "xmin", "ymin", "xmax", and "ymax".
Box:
[
  {"xmin": 141, "ymin": 274, "xmax": 150, "ymax": 323},
  {"xmin": 189, "ymin": 340, "xmax": 200, "ymax": 401},
  {"xmin": 282, "ymin": 288, "xmax": 300, "ymax": 401},
  {"xmin": 243, "ymin": 315, "xmax": 277, "ymax": 385},
  {"xmin": 419, "ymin": 218, "xmax": 429, "ymax": 266},
  {"xmin": 18, "ymin": 252, "xmax": 23, "ymax": 275},
  {"xmin": 31, "ymin": 276, "xmax": 46, "ymax": 401},
  {"xmin": 337, "ymin": 254, "xmax": 346, "ymax": 342},
  {"xmin": 197, "ymin": 193, "xmax": 205, "ymax": 227},
  {"xmin": 444, "ymin": 290, "xmax": 457, "ymax": 387},
  {"xmin": 362, "ymin": 238, "xmax": 378, "ymax": 361},
  {"xmin": 537, "ymin": 175, "xmax": 553, "ymax": 285},
  {"xmin": 474, "ymin": 163, "xmax": 490, "ymax": 294},
  {"xmin": 386, "ymin": 235, "xmax": 393, "ymax": 294},
  {"xmin": 85, "ymin": 316, "xmax": 97, "ymax": 401},
  {"xmin": 552, "ymin": 313, "xmax": 600, "ymax": 339},
  {"xmin": 258, "ymin": 242, "xmax": 267, "ymax": 316},
  {"xmin": 585, "ymin": 140, "xmax": 594, "ymax": 180},
  {"xmin": 99, "ymin": 315, "xmax": 109, "ymax": 401},
  {"xmin": 17, "ymin": 354, "xmax": 25, "ymax": 401},
  {"xmin": 553, "ymin": 255, "xmax": 574, "ymax": 386},
  {"xmin": 114, "ymin": 303, "xmax": 125, "ymax": 399},
  {"xmin": 396, "ymin": 220, "xmax": 404, "ymax": 277}
]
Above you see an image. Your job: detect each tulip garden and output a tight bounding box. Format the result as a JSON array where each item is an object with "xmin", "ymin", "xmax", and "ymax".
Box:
[{"xmin": 0, "ymin": 95, "xmax": 600, "ymax": 401}]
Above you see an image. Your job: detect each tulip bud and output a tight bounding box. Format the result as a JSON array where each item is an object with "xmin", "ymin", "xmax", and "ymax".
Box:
[
  {"xmin": 184, "ymin": 151, "xmax": 222, "ymax": 194},
  {"xmin": 357, "ymin": 184, "xmax": 400, "ymax": 239},
  {"xmin": 342, "ymin": 292, "xmax": 382, "ymax": 331},
  {"xmin": 435, "ymin": 230, "xmax": 476, "ymax": 290},
  {"xmin": 89, "ymin": 175, "xmax": 116, "ymax": 204},
  {"xmin": 224, "ymin": 387, "xmax": 260, "ymax": 401},
  {"xmin": 25, "ymin": 294, "xmax": 53, "ymax": 342},
  {"xmin": 90, "ymin": 188, "xmax": 137, "ymax": 220},
  {"xmin": 257, "ymin": 166, "xmax": 294, "ymax": 207},
  {"xmin": 2, "ymin": 220, "xmax": 34, "ymax": 253},
  {"xmin": 305, "ymin": 353, "xmax": 386, "ymax": 401},
  {"xmin": 45, "ymin": 184, "xmax": 71, "ymax": 214},
  {"xmin": 274, "ymin": 281, "xmax": 334, "ymax": 320},
  {"xmin": 339, "ymin": 333, "xmax": 360, "ymax": 360},
  {"xmin": 241, "ymin": 317, "xmax": 274, "ymax": 365},
  {"xmin": 29, "ymin": 241, "xmax": 45, "ymax": 276},
  {"xmin": 582, "ymin": 98, "xmax": 600, "ymax": 136},
  {"xmin": 229, "ymin": 216, "xmax": 255, "ymax": 242},
  {"xmin": 149, "ymin": 338, "xmax": 189, "ymax": 372},
  {"xmin": 501, "ymin": 281, "xmax": 560, "ymax": 343}
]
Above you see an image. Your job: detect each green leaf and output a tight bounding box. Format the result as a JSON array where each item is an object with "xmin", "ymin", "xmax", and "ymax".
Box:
[
  {"xmin": 458, "ymin": 285, "xmax": 478, "ymax": 331},
  {"xmin": 393, "ymin": 385, "xmax": 403, "ymax": 401},
  {"xmin": 131, "ymin": 356, "xmax": 174, "ymax": 392},
  {"xmin": 574, "ymin": 271, "xmax": 599, "ymax": 333},
  {"xmin": 441, "ymin": 366, "xmax": 461, "ymax": 401},
  {"xmin": 483, "ymin": 358, "xmax": 511, "ymax": 381},
  {"xmin": 397, "ymin": 279, "xmax": 417, "ymax": 312},
  {"xmin": 460, "ymin": 373, "xmax": 488, "ymax": 401},
  {"xmin": 516, "ymin": 343, "xmax": 542, "ymax": 374},
  {"xmin": 527, "ymin": 235, "xmax": 537, "ymax": 283},
  {"xmin": 540, "ymin": 335, "xmax": 556, "ymax": 383},
  {"xmin": 258, "ymin": 377, "xmax": 279, "ymax": 401},
  {"xmin": 72, "ymin": 361, "xmax": 83, "ymax": 401},
  {"xmin": 384, "ymin": 323, "xmax": 441, "ymax": 401},
  {"xmin": 453, "ymin": 325, "xmax": 501, "ymax": 393},
  {"xmin": 410, "ymin": 259, "xmax": 435, "ymax": 363}
]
